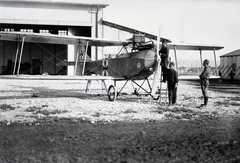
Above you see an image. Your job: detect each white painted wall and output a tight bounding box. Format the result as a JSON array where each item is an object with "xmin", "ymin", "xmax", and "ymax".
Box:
[
  {"xmin": 0, "ymin": 1, "xmax": 106, "ymax": 75},
  {"xmin": 0, "ymin": 6, "xmax": 93, "ymax": 26}
]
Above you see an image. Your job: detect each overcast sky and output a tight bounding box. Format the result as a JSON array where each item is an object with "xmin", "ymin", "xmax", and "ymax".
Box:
[
  {"xmin": 72, "ymin": 0, "xmax": 240, "ymax": 66},
  {"xmin": 4, "ymin": 0, "xmax": 240, "ymax": 66}
]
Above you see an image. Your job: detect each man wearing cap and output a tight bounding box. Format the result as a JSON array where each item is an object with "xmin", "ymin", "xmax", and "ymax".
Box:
[
  {"xmin": 167, "ymin": 62, "xmax": 178, "ymax": 105},
  {"xmin": 159, "ymin": 40, "xmax": 169, "ymax": 82},
  {"xmin": 199, "ymin": 59, "xmax": 210, "ymax": 107}
]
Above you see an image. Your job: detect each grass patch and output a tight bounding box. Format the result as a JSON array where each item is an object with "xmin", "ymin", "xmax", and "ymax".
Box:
[
  {"xmin": 154, "ymin": 106, "xmax": 195, "ymax": 114},
  {"xmin": 92, "ymin": 112, "xmax": 101, "ymax": 117},
  {"xmin": 123, "ymin": 109, "xmax": 138, "ymax": 114},
  {"xmin": 0, "ymin": 104, "xmax": 16, "ymax": 111},
  {"xmin": 215, "ymin": 101, "xmax": 240, "ymax": 107},
  {"xmin": 229, "ymin": 101, "xmax": 240, "ymax": 106},
  {"xmin": 26, "ymin": 106, "xmax": 42, "ymax": 112},
  {"xmin": 164, "ymin": 113, "xmax": 182, "ymax": 119},
  {"xmin": 35, "ymin": 109, "xmax": 68, "ymax": 116},
  {"xmin": 26, "ymin": 106, "xmax": 68, "ymax": 115}
]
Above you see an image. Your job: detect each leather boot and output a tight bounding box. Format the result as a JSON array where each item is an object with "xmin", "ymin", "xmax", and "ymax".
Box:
[{"xmin": 204, "ymin": 96, "xmax": 208, "ymax": 106}]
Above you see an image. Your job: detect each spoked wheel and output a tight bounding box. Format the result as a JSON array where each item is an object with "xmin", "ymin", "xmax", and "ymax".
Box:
[
  {"xmin": 152, "ymin": 88, "xmax": 160, "ymax": 100},
  {"xmin": 107, "ymin": 85, "xmax": 117, "ymax": 101},
  {"xmin": 152, "ymin": 95, "xmax": 160, "ymax": 100}
]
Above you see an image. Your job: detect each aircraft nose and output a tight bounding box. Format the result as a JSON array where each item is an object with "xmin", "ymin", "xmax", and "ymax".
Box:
[{"xmin": 144, "ymin": 50, "xmax": 156, "ymax": 69}]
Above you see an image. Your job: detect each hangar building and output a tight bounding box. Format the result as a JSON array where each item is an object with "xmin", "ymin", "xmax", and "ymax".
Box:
[
  {"xmin": 219, "ymin": 49, "xmax": 240, "ymax": 80},
  {"xmin": 0, "ymin": 0, "xmax": 108, "ymax": 75}
]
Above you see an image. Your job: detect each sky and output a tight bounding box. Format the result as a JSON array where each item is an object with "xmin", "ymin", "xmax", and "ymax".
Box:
[
  {"xmin": 3, "ymin": 0, "xmax": 240, "ymax": 67},
  {"xmin": 72, "ymin": 0, "xmax": 240, "ymax": 67}
]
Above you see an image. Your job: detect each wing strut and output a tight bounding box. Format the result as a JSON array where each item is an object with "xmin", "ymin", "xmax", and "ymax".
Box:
[
  {"xmin": 200, "ymin": 48, "xmax": 218, "ymax": 75},
  {"xmin": 173, "ymin": 45, "xmax": 179, "ymax": 73},
  {"xmin": 82, "ymin": 41, "xmax": 89, "ymax": 76},
  {"xmin": 13, "ymin": 40, "xmax": 20, "ymax": 75},
  {"xmin": 199, "ymin": 49, "xmax": 203, "ymax": 70},
  {"xmin": 213, "ymin": 48, "xmax": 217, "ymax": 75},
  {"xmin": 17, "ymin": 35, "xmax": 25, "ymax": 76},
  {"xmin": 74, "ymin": 43, "xmax": 81, "ymax": 75}
]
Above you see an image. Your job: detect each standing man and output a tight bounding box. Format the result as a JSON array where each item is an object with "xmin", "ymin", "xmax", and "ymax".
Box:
[
  {"xmin": 199, "ymin": 59, "xmax": 210, "ymax": 107},
  {"xmin": 159, "ymin": 40, "xmax": 169, "ymax": 82},
  {"xmin": 229, "ymin": 67, "xmax": 235, "ymax": 83},
  {"xmin": 167, "ymin": 62, "xmax": 178, "ymax": 106}
]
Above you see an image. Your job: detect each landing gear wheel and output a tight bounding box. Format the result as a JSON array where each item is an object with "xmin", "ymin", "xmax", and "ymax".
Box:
[
  {"xmin": 108, "ymin": 85, "xmax": 117, "ymax": 101},
  {"xmin": 152, "ymin": 95, "xmax": 160, "ymax": 100}
]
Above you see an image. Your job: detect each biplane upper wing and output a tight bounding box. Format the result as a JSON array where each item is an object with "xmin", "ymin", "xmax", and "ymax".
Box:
[
  {"xmin": 168, "ymin": 42, "xmax": 224, "ymax": 51},
  {"xmin": 0, "ymin": 31, "xmax": 129, "ymax": 46}
]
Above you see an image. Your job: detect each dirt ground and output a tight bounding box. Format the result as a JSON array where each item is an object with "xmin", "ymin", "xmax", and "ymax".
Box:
[{"xmin": 0, "ymin": 77, "xmax": 240, "ymax": 162}]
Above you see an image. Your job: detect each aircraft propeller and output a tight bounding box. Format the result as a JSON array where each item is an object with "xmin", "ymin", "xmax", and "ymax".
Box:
[{"xmin": 151, "ymin": 28, "xmax": 162, "ymax": 99}]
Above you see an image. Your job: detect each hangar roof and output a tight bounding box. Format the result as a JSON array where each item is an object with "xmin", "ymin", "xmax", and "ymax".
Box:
[
  {"xmin": 0, "ymin": 0, "xmax": 108, "ymax": 10},
  {"xmin": 220, "ymin": 49, "xmax": 240, "ymax": 57}
]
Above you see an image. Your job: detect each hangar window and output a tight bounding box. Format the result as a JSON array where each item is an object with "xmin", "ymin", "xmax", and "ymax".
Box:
[
  {"xmin": 40, "ymin": 30, "xmax": 50, "ymax": 34},
  {"xmin": 20, "ymin": 29, "xmax": 33, "ymax": 33},
  {"xmin": 58, "ymin": 30, "xmax": 67, "ymax": 35},
  {"xmin": 4, "ymin": 28, "xmax": 14, "ymax": 32}
]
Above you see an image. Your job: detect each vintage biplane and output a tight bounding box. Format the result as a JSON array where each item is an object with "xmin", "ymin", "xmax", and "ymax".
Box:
[{"xmin": 0, "ymin": 31, "xmax": 223, "ymax": 101}]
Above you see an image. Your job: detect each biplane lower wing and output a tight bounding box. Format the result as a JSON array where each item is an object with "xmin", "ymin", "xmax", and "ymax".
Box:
[{"xmin": 0, "ymin": 74, "xmax": 125, "ymax": 81}]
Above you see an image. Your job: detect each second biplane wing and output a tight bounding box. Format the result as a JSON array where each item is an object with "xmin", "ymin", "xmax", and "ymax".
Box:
[
  {"xmin": 0, "ymin": 31, "xmax": 129, "ymax": 46},
  {"xmin": 168, "ymin": 42, "xmax": 224, "ymax": 51},
  {"xmin": 166, "ymin": 42, "xmax": 224, "ymax": 77}
]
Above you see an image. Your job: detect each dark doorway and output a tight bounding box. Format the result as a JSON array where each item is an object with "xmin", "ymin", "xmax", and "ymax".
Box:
[{"xmin": 32, "ymin": 59, "xmax": 41, "ymax": 74}]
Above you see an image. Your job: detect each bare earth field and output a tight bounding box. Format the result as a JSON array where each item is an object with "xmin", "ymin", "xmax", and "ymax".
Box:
[{"xmin": 0, "ymin": 77, "xmax": 240, "ymax": 162}]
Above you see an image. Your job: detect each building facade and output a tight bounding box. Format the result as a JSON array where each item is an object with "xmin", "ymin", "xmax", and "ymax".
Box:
[
  {"xmin": 219, "ymin": 49, "xmax": 240, "ymax": 80},
  {"xmin": 0, "ymin": 0, "xmax": 108, "ymax": 75}
]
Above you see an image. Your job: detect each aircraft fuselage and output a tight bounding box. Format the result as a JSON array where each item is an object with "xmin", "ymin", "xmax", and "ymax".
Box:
[{"xmin": 84, "ymin": 49, "xmax": 156, "ymax": 80}]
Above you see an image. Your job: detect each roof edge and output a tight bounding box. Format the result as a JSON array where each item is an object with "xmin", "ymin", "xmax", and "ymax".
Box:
[
  {"xmin": 220, "ymin": 49, "xmax": 240, "ymax": 57},
  {"xmin": 0, "ymin": 1, "xmax": 109, "ymax": 10}
]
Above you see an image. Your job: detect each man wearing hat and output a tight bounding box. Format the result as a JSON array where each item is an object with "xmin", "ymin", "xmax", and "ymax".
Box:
[
  {"xmin": 199, "ymin": 59, "xmax": 210, "ymax": 107},
  {"xmin": 167, "ymin": 62, "xmax": 178, "ymax": 105},
  {"xmin": 159, "ymin": 40, "xmax": 169, "ymax": 82}
]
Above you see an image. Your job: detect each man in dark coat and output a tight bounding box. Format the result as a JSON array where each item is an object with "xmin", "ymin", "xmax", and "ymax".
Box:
[
  {"xmin": 159, "ymin": 40, "xmax": 169, "ymax": 82},
  {"xmin": 7, "ymin": 59, "xmax": 13, "ymax": 75},
  {"xmin": 199, "ymin": 59, "xmax": 210, "ymax": 107},
  {"xmin": 167, "ymin": 62, "xmax": 178, "ymax": 105}
]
